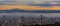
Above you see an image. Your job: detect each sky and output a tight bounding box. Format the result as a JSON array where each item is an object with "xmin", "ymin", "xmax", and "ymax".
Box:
[
  {"xmin": 0, "ymin": 0, "xmax": 57, "ymax": 4},
  {"xmin": 0, "ymin": 0, "xmax": 60, "ymax": 4},
  {"xmin": 0, "ymin": 0, "xmax": 60, "ymax": 10}
]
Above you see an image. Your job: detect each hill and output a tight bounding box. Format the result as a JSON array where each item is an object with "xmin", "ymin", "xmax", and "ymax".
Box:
[{"xmin": 0, "ymin": 8, "xmax": 60, "ymax": 13}]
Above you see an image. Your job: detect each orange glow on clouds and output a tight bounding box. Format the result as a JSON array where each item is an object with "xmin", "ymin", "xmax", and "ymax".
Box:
[{"xmin": 0, "ymin": 5, "xmax": 60, "ymax": 10}]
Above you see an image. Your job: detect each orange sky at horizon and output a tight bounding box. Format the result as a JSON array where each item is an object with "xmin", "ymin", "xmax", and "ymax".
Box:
[{"xmin": 0, "ymin": 5, "xmax": 60, "ymax": 10}]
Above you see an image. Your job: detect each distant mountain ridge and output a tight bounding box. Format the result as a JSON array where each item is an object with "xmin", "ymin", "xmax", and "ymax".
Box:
[
  {"xmin": 0, "ymin": 9, "xmax": 59, "ymax": 13},
  {"xmin": 0, "ymin": 8, "xmax": 60, "ymax": 13}
]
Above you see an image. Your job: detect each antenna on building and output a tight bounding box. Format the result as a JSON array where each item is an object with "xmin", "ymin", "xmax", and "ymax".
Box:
[{"xmin": 41, "ymin": 14, "xmax": 43, "ymax": 25}]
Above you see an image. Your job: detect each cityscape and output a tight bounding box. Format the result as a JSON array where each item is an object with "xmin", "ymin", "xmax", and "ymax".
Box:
[
  {"xmin": 0, "ymin": 13, "xmax": 59, "ymax": 26},
  {"xmin": 0, "ymin": 0, "xmax": 60, "ymax": 26}
]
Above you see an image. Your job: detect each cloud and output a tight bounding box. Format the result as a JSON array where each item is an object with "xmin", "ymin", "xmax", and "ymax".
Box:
[
  {"xmin": 0, "ymin": 0, "xmax": 49, "ymax": 5},
  {"xmin": 0, "ymin": 0, "xmax": 60, "ymax": 5},
  {"xmin": 2, "ymin": 0, "xmax": 18, "ymax": 1},
  {"xmin": 0, "ymin": 0, "xmax": 2, "ymax": 1}
]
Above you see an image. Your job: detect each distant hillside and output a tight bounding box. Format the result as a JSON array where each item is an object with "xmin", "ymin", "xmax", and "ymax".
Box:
[{"xmin": 0, "ymin": 8, "xmax": 60, "ymax": 13}]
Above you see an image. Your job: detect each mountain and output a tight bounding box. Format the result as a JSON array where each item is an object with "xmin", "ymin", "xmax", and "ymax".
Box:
[
  {"xmin": 0, "ymin": 8, "xmax": 60, "ymax": 13},
  {"xmin": 0, "ymin": 8, "xmax": 30, "ymax": 13}
]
